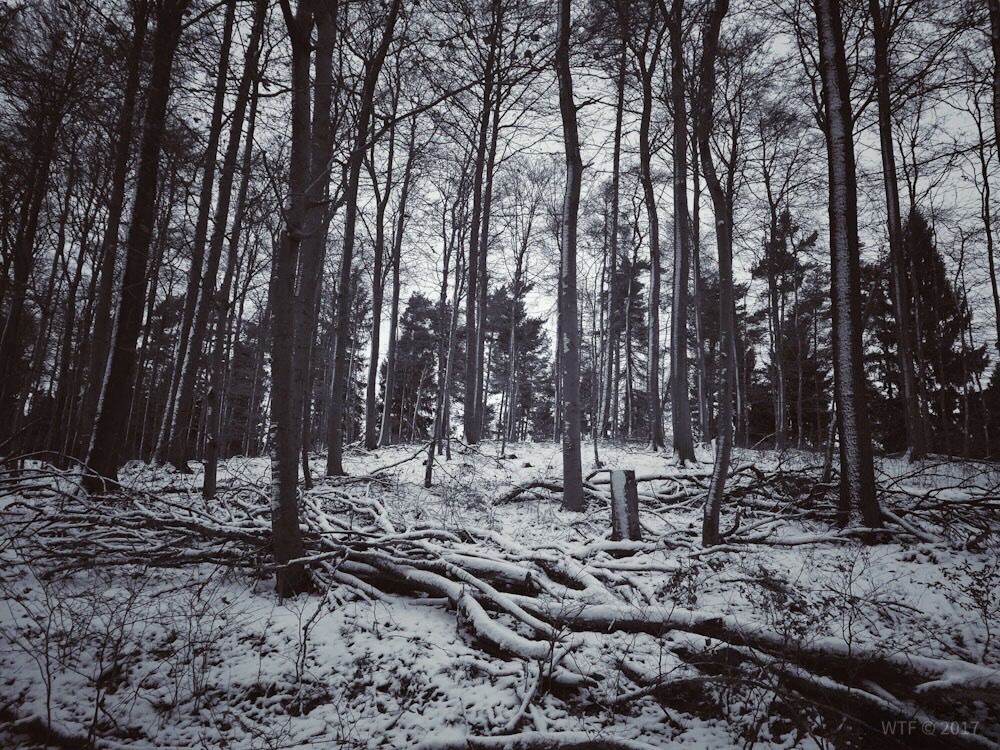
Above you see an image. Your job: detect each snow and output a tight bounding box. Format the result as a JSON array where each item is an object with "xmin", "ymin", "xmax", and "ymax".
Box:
[{"xmin": 1, "ymin": 442, "xmax": 999, "ymax": 748}]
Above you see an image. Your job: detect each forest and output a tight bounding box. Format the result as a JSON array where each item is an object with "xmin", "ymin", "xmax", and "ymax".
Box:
[{"xmin": 1, "ymin": 0, "xmax": 1000, "ymax": 747}]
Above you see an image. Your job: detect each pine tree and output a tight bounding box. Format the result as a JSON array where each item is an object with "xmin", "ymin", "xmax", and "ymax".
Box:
[{"xmin": 869, "ymin": 209, "xmax": 988, "ymax": 455}]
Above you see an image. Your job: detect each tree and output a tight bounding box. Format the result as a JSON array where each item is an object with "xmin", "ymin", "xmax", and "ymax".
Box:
[
  {"xmin": 629, "ymin": 0, "xmax": 668, "ymax": 452},
  {"xmin": 86, "ymin": 0, "xmax": 189, "ymax": 487},
  {"xmin": 868, "ymin": 0, "xmax": 924, "ymax": 461},
  {"xmin": 204, "ymin": 0, "xmax": 267, "ymax": 500},
  {"xmin": 814, "ymin": 0, "xmax": 881, "ymax": 528},
  {"xmin": 382, "ymin": 293, "xmax": 439, "ymax": 442},
  {"xmin": 269, "ymin": 0, "xmax": 331, "ymax": 596},
  {"xmin": 326, "ymin": 0, "xmax": 402, "ymax": 476},
  {"xmin": 666, "ymin": 0, "xmax": 696, "ymax": 465},
  {"xmin": 556, "ymin": 0, "xmax": 585, "ymax": 512},
  {"xmin": 696, "ymin": 0, "xmax": 732, "ymax": 546},
  {"xmin": 868, "ymin": 209, "xmax": 988, "ymax": 455}
]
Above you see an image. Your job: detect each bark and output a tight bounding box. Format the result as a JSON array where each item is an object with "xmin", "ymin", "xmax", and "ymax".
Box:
[
  {"xmin": 155, "ymin": 1, "xmax": 237, "ymax": 466},
  {"xmin": 85, "ymin": 0, "xmax": 188, "ymax": 486},
  {"xmin": 696, "ymin": 0, "xmax": 732, "ymax": 547},
  {"xmin": 379, "ymin": 229, "xmax": 402, "ymax": 447},
  {"xmin": 691, "ymin": 141, "xmax": 711, "ymax": 442},
  {"xmin": 377, "ymin": 120, "xmax": 417, "ymax": 448},
  {"xmin": 667, "ymin": 0, "xmax": 696, "ymax": 464},
  {"xmin": 604, "ymin": 58, "xmax": 624, "ymax": 439},
  {"xmin": 161, "ymin": 0, "xmax": 240, "ymax": 470},
  {"xmin": 555, "ymin": 0, "xmax": 585, "ymax": 512},
  {"xmin": 0, "ymin": 117, "xmax": 60, "ymax": 429},
  {"xmin": 364, "ymin": 99, "xmax": 397, "ymax": 451},
  {"xmin": 464, "ymin": 0, "xmax": 500, "ymax": 445},
  {"xmin": 427, "ymin": 192, "xmax": 460, "ymax": 486},
  {"xmin": 814, "ymin": 0, "xmax": 881, "ymax": 528},
  {"xmin": 974, "ymin": 114, "xmax": 1000, "ymax": 351},
  {"xmin": 327, "ymin": 0, "xmax": 402, "ymax": 474},
  {"xmin": 636, "ymin": 15, "xmax": 667, "ymax": 452},
  {"xmin": 77, "ymin": 1, "xmax": 150, "ymax": 459},
  {"xmin": 869, "ymin": 0, "xmax": 923, "ymax": 461},
  {"xmin": 990, "ymin": 0, "xmax": 1000, "ymax": 192},
  {"xmin": 204, "ymin": 2, "xmax": 264, "ymax": 500},
  {"xmin": 476, "ymin": 90, "xmax": 503, "ymax": 438},
  {"xmin": 50, "ymin": 162, "xmax": 98, "ymax": 457},
  {"xmin": 269, "ymin": 0, "xmax": 317, "ymax": 597},
  {"xmin": 132, "ymin": 167, "xmax": 177, "ymax": 460}
]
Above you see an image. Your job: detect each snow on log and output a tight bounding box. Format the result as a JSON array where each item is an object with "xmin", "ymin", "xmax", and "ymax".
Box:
[
  {"xmin": 414, "ymin": 730, "xmax": 664, "ymax": 750},
  {"xmin": 609, "ymin": 470, "xmax": 641, "ymax": 542}
]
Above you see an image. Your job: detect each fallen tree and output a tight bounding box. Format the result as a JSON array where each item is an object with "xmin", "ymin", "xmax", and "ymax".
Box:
[{"xmin": 2, "ymin": 456, "xmax": 999, "ymax": 748}]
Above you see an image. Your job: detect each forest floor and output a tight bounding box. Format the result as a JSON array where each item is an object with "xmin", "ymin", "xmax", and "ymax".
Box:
[{"xmin": 1, "ymin": 441, "xmax": 1000, "ymax": 749}]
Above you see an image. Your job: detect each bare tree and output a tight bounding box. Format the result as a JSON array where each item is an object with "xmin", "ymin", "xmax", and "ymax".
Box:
[
  {"xmin": 696, "ymin": 0, "xmax": 733, "ymax": 546},
  {"xmin": 556, "ymin": 0, "xmax": 584, "ymax": 512},
  {"xmin": 869, "ymin": 0, "xmax": 924, "ymax": 460},
  {"xmin": 326, "ymin": 0, "xmax": 402, "ymax": 475},
  {"xmin": 666, "ymin": 0, "xmax": 696, "ymax": 465},
  {"xmin": 814, "ymin": 0, "xmax": 881, "ymax": 527},
  {"xmin": 86, "ymin": 0, "xmax": 189, "ymax": 486}
]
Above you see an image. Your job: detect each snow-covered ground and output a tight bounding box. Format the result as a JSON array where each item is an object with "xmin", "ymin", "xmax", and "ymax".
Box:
[{"xmin": 1, "ymin": 441, "xmax": 998, "ymax": 748}]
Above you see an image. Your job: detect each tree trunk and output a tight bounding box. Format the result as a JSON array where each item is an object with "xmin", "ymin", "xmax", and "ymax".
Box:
[
  {"xmin": 555, "ymin": 0, "xmax": 584, "ymax": 512},
  {"xmin": 156, "ymin": 0, "xmax": 236, "ymax": 466},
  {"xmin": 85, "ymin": 0, "xmax": 188, "ymax": 486},
  {"xmin": 668, "ymin": 0, "xmax": 696, "ymax": 464},
  {"xmin": 637, "ymin": 20, "xmax": 667, "ymax": 452},
  {"xmin": 204, "ymin": 8, "xmax": 263, "ymax": 500},
  {"xmin": 327, "ymin": 0, "xmax": 401, "ymax": 474},
  {"xmin": 869, "ymin": 0, "xmax": 923, "ymax": 461},
  {"xmin": 476, "ymin": 88, "xmax": 502, "ymax": 439},
  {"xmin": 376, "ymin": 121, "xmax": 417, "ymax": 448},
  {"xmin": 814, "ymin": 0, "xmax": 881, "ymax": 528},
  {"xmin": 379, "ymin": 239, "xmax": 402, "ymax": 447},
  {"xmin": 364, "ymin": 100, "xmax": 397, "ymax": 451},
  {"xmin": 269, "ymin": 0, "xmax": 322, "ymax": 597},
  {"xmin": 691, "ymin": 141, "xmax": 711, "ymax": 442},
  {"xmin": 989, "ymin": 0, "xmax": 1000, "ymax": 197},
  {"xmin": 76, "ymin": 0, "xmax": 149, "ymax": 459},
  {"xmin": 696, "ymin": 0, "xmax": 733, "ymax": 547},
  {"xmin": 464, "ymin": 0, "xmax": 500, "ymax": 445}
]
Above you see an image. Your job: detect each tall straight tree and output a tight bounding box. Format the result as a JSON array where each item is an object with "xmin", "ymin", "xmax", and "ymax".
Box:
[
  {"xmin": 696, "ymin": 0, "xmax": 733, "ymax": 546},
  {"xmin": 203, "ymin": 0, "xmax": 266, "ymax": 500},
  {"xmin": 666, "ymin": 0, "xmax": 696, "ymax": 464},
  {"xmin": 270, "ymin": 0, "xmax": 336, "ymax": 596},
  {"xmin": 464, "ymin": 0, "xmax": 501, "ymax": 445},
  {"xmin": 163, "ymin": 0, "xmax": 242, "ymax": 470},
  {"xmin": 985, "ymin": 0, "xmax": 1000, "ymax": 350},
  {"xmin": 86, "ymin": 0, "xmax": 189, "ymax": 486},
  {"xmin": 556, "ymin": 0, "xmax": 585, "ymax": 512},
  {"xmin": 869, "ymin": 0, "xmax": 923, "ymax": 461},
  {"xmin": 77, "ymin": 0, "xmax": 149, "ymax": 458},
  {"xmin": 363, "ymin": 87, "xmax": 398, "ymax": 451},
  {"xmin": 326, "ymin": 0, "xmax": 402, "ymax": 475},
  {"xmin": 814, "ymin": 0, "xmax": 881, "ymax": 527},
  {"xmin": 632, "ymin": 1, "xmax": 668, "ymax": 451},
  {"xmin": 989, "ymin": 0, "xmax": 1000, "ymax": 172},
  {"xmin": 378, "ymin": 118, "xmax": 418, "ymax": 447}
]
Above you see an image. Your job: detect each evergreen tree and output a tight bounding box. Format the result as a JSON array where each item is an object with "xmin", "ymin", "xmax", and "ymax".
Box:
[
  {"xmin": 381, "ymin": 293, "xmax": 438, "ymax": 443},
  {"xmin": 868, "ymin": 209, "xmax": 988, "ymax": 455},
  {"xmin": 486, "ymin": 283, "xmax": 552, "ymax": 442}
]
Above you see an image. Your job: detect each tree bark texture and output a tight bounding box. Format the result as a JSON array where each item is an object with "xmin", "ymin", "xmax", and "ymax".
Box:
[
  {"xmin": 814, "ymin": 0, "xmax": 881, "ymax": 528},
  {"xmin": 668, "ymin": 0, "xmax": 696, "ymax": 465},
  {"xmin": 86, "ymin": 0, "xmax": 188, "ymax": 485},
  {"xmin": 556, "ymin": 0, "xmax": 585, "ymax": 512}
]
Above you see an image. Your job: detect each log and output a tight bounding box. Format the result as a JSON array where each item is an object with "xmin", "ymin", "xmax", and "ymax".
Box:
[{"xmin": 609, "ymin": 470, "xmax": 641, "ymax": 541}]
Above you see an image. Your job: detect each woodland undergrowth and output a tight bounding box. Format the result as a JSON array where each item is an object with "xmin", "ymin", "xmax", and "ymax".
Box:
[{"xmin": 1, "ymin": 446, "xmax": 999, "ymax": 749}]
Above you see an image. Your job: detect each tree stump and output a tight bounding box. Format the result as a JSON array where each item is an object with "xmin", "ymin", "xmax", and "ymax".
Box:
[{"xmin": 609, "ymin": 469, "xmax": 641, "ymax": 541}]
